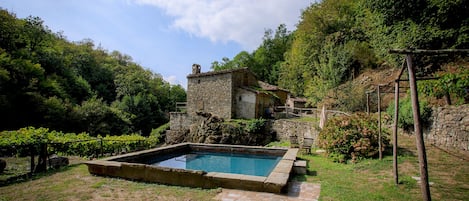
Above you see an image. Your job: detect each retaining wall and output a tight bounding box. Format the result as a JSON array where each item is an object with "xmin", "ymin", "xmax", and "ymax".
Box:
[
  {"xmin": 271, "ymin": 119, "xmax": 320, "ymax": 147},
  {"xmin": 426, "ymin": 104, "xmax": 469, "ymax": 151}
]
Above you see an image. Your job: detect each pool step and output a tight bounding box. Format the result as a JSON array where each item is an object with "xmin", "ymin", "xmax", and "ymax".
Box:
[{"xmin": 293, "ymin": 160, "xmax": 307, "ymax": 175}]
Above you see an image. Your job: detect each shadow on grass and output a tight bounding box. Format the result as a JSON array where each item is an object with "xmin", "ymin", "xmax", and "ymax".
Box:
[
  {"xmin": 0, "ymin": 163, "xmax": 83, "ymax": 187},
  {"xmin": 398, "ymin": 147, "xmax": 415, "ymax": 157}
]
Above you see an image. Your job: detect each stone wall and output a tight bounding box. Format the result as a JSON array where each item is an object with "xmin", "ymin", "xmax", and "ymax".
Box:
[
  {"xmin": 186, "ymin": 68, "xmax": 259, "ymax": 120},
  {"xmin": 166, "ymin": 112, "xmax": 274, "ymax": 145},
  {"xmin": 271, "ymin": 119, "xmax": 320, "ymax": 147},
  {"xmin": 169, "ymin": 112, "xmax": 191, "ymax": 131},
  {"xmin": 187, "ymin": 72, "xmax": 233, "ymax": 119},
  {"xmin": 235, "ymin": 88, "xmax": 257, "ymax": 119},
  {"xmin": 426, "ymin": 104, "xmax": 469, "ymax": 150}
]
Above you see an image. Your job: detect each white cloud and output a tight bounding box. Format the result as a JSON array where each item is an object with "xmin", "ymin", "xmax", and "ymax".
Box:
[
  {"xmin": 164, "ymin": 75, "xmax": 179, "ymax": 85},
  {"xmin": 133, "ymin": 0, "xmax": 312, "ymax": 50}
]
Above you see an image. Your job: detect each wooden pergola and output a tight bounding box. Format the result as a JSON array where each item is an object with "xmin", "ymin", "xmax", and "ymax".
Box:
[{"xmin": 388, "ymin": 49, "xmax": 469, "ymax": 201}]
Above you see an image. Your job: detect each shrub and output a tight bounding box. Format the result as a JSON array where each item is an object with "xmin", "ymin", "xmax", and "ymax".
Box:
[
  {"xmin": 150, "ymin": 123, "xmax": 169, "ymax": 139},
  {"xmin": 318, "ymin": 113, "xmax": 390, "ymax": 163},
  {"xmin": 0, "ymin": 127, "xmax": 160, "ymax": 157},
  {"xmin": 386, "ymin": 96, "xmax": 432, "ymax": 131},
  {"xmin": 244, "ymin": 118, "xmax": 266, "ymax": 134}
]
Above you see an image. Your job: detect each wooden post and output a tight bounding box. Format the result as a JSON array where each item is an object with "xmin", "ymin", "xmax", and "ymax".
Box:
[
  {"xmin": 36, "ymin": 143, "xmax": 48, "ymax": 173},
  {"xmin": 30, "ymin": 145, "xmax": 35, "ymax": 174},
  {"xmin": 366, "ymin": 92, "xmax": 370, "ymax": 115},
  {"xmin": 378, "ymin": 85, "xmax": 382, "ymax": 160},
  {"xmin": 100, "ymin": 138, "xmax": 104, "ymax": 157},
  {"xmin": 444, "ymin": 91, "xmax": 452, "ymax": 105},
  {"xmin": 393, "ymin": 81, "xmax": 400, "ymax": 185},
  {"xmin": 406, "ymin": 54, "xmax": 431, "ymax": 201},
  {"xmin": 285, "ymin": 104, "xmax": 288, "ymax": 117}
]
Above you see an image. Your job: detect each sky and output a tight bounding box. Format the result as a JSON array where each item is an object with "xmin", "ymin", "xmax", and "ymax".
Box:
[{"xmin": 1, "ymin": 0, "xmax": 313, "ymax": 88}]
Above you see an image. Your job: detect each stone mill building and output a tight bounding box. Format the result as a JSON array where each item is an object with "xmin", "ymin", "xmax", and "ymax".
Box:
[
  {"xmin": 186, "ymin": 64, "xmax": 287, "ymax": 119},
  {"xmin": 167, "ymin": 64, "xmax": 289, "ymax": 143}
]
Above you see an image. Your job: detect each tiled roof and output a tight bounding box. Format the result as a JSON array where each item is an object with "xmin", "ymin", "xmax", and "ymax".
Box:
[
  {"xmin": 258, "ymin": 81, "xmax": 289, "ymax": 92},
  {"xmin": 289, "ymin": 96, "xmax": 308, "ymax": 102},
  {"xmin": 187, "ymin": 67, "xmax": 251, "ymax": 78}
]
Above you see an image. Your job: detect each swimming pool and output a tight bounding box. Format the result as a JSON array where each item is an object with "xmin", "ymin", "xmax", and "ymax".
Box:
[
  {"xmin": 150, "ymin": 151, "xmax": 282, "ymax": 177},
  {"xmin": 85, "ymin": 143, "xmax": 298, "ymax": 193}
]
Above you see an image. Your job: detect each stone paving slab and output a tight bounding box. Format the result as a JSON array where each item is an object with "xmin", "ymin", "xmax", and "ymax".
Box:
[{"xmin": 215, "ymin": 181, "xmax": 320, "ymax": 201}]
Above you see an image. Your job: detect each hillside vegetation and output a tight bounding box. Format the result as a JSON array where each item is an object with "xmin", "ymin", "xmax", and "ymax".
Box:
[
  {"xmin": 1, "ymin": 0, "xmax": 468, "ymax": 136},
  {"xmin": 212, "ymin": 0, "xmax": 468, "ymax": 110},
  {"xmin": 0, "ymin": 10, "xmax": 186, "ymax": 136}
]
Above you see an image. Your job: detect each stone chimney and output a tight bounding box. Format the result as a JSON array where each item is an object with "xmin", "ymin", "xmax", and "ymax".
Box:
[{"xmin": 192, "ymin": 64, "xmax": 201, "ymax": 74}]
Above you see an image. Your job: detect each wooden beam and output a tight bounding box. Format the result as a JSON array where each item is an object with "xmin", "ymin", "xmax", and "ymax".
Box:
[
  {"xmin": 396, "ymin": 59, "xmax": 407, "ymax": 81},
  {"xmin": 398, "ymin": 77, "xmax": 440, "ymax": 81},
  {"xmin": 390, "ymin": 49, "xmax": 469, "ymax": 55},
  {"xmin": 366, "ymin": 92, "xmax": 370, "ymax": 115},
  {"xmin": 393, "ymin": 81, "xmax": 399, "ymax": 185},
  {"xmin": 378, "ymin": 85, "xmax": 382, "ymax": 160},
  {"xmin": 406, "ymin": 55, "xmax": 432, "ymax": 201},
  {"xmin": 379, "ymin": 91, "xmax": 407, "ymax": 94}
]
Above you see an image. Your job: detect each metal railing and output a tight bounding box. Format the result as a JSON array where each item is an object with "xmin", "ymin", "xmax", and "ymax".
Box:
[
  {"xmin": 175, "ymin": 102, "xmax": 187, "ymax": 112},
  {"xmin": 275, "ymin": 106, "xmax": 350, "ymax": 118}
]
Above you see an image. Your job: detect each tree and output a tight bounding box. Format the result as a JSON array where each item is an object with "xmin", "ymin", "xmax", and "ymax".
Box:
[
  {"xmin": 0, "ymin": 9, "xmax": 185, "ymax": 135},
  {"xmin": 211, "ymin": 24, "xmax": 292, "ymax": 85},
  {"xmin": 251, "ymin": 24, "xmax": 292, "ymax": 84},
  {"xmin": 279, "ymin": 0, "xmax": 374, "ymax": 102}
]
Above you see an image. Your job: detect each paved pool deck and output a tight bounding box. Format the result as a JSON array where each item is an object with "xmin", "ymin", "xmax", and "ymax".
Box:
[{"xmin": 215, "ymin": 181, "xmax": 320, "ymax": 201}]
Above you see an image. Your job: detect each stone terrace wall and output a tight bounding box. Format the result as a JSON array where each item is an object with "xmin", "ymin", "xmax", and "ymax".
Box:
[
  {"xmin": 426, "ymin": 104, "xmax": 469, "ymax": 151},
  {"xmin": 271, "ymin": 120, "xmax": 320, "ymax": 147},
  {"xmin": 169, "ymin": 112, "xmax": 191, "ymax": 131}
]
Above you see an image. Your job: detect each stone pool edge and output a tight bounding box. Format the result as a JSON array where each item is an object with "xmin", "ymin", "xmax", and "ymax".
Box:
[{"xmin": 85, "ymin": 143, "xmax": 298, "ymax": 193}]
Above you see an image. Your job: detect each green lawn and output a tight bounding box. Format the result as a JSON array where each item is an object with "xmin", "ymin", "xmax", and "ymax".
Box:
[
  {"xmin": 295, "ymin": 134, "xmax": 469, "ymax": 201},
  {"xmin": 1, "ymin": 134, "xmax": 468, "ymax": 201},
  {"xmin": 0, "ymin": 164, "xmax": 219, "ymax": 201}
]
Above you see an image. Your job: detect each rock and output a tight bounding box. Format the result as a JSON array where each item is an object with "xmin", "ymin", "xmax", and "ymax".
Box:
[
  {"xmin": 0, "ymin": 158, "xmax": 6, "ymax": 173},
  {"xmin": 48, "ymin": 155, "xmax": 69, "ymax": 169}
]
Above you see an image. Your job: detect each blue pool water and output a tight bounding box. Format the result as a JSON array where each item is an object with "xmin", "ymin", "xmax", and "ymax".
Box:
[{"xmin": 150, "ymin": 152, "xmax": 282, "ymax": 177}]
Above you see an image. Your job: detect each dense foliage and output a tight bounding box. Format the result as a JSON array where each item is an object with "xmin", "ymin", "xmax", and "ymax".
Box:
[
  {"xmin": 418, "ymin": 65, "xmax": 469, "ymax": 105},
  {"xmin": 386, "ymin": 95, "xmax": 433, "ymax": 131},
  {"xmin": 0, "ymin": 10, "xmax": 186, "ymax": 135},
  {"xmin": 318, "ymin": 113, "xmax": 390, "ymax": 163},
  {"xmin": 0, "ymin": 127, "xmax": 160, "ymax": 157},
  {"xmin": 211, "ymin": 24, "xmax": 292, "ymax": 85},
  {"xmin": 213, "ymin": 0, "xmax": 468, "ymax": 110}
]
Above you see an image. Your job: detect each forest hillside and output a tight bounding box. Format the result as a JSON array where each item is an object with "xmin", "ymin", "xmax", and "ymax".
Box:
[
  {"xmin": 212, "ymin": 0, "xmax": 468, "ymax": 111},
  {"xmin": 0, "ymin": 9, "xmax": 186, "ymax": 136}
]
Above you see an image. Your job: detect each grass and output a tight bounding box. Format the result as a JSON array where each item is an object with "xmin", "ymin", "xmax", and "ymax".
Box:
[
  {"xmin": 294, "ymin": 134, "xmax": 469, "ymax": 201},
  {"xmin": 0, "ymin": 134, "xmax": 468, "ymax": 200},
  {"xmin": 265, "ymin": 140, "xmax": 290, "ymax": 148},
  {"xmin": 0, "ymin": 164, "xmax": 219, "ymax": 201},
  {"xmin": 0, "ymin": 157, "xmax": 30, "ymax": 182}
]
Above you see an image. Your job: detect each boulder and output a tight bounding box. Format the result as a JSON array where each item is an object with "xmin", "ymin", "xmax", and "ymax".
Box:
[{"xmin": 48, "ymin": 155, "xmax": 69, "ymax": 169}]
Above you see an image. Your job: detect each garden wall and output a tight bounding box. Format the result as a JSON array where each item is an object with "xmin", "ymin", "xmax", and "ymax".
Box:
[
  {"xmin": 271, "ymin": 119, "xmax": 320, "ymax": 147},
  {"xmin": 426, "ymin": 104, "xmax": 469, "ymax": 151}
]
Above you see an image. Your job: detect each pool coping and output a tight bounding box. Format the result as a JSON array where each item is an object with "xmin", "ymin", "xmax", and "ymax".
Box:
[{"xmin": 85, "ymin": 143, "xmax": 298, "ymax": 193}]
